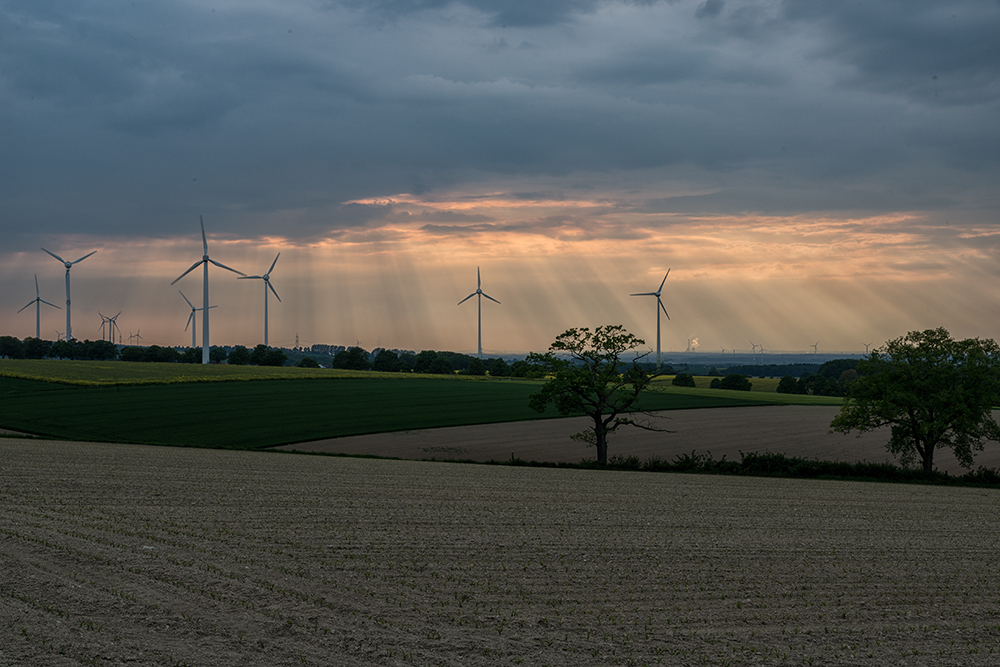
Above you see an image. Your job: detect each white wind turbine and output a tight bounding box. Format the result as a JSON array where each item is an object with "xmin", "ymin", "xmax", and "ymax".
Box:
[
  {"xmin": 171, "ymin": 216, "xmax": 245, "ymax": 364},
  {"xmin": 18, "ymin": 274, "xmax": 60, "ymax": 339},
  {"xmin": 238, "ymin": 253, "xmax": 281, "ymax": 347},
  {"xmin": 42, "ymin": 247, "xmax": 96, "ymax": 341},
  {"xmin": 630, "ymin": 269, "xmax": 670, "ymax": 369},
  {"xmin": 458, "ymin": 267, "xmax": 500, "ymax": 359},
  {"xmin": 179, "ymin": 291, "xmax": 216, "ymax": 349},
  {"xmin": 812, "ymin": 341, "xmax": 819, "ymax": 354}
]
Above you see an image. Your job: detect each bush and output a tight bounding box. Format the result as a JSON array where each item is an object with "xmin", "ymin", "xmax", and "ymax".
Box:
[
  {"xmin": 296, "ymin": 357, "xmax": 319, "ymax": 368},
  {"xmin": 709, "ymin": 378, "xmax": 721, "ymax": 389},
  {"xmin": 672, "ymin": 372, "xmax": 696, "ymax": 387},
  {"xmin": 488, "ymin": 358, "xmax": 510, "ymax": 377},
  {"xmin": 227, "ymin": 346, "xmax": 250, "ymax": 365},
  {"xmin": 776, "ymin": 374, "xmax": 799, "ymax": 394}
]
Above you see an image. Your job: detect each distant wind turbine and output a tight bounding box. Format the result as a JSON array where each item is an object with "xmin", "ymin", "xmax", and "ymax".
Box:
[
  {"xmin": 179, "ymin": 291, "xmax": 216, "ymax": 349},
  {"xmin": 458, "ymin": 267, "xmax": 500, "ymax": 359},
  {"xmin": 55, "ymin": 330, "xmax": 64, "ymax": 342},
  {"xmin": 171, "ymin": 216, "xmax": 245, "ymax": 364},
  {"xmin": 630, "ymin": 269, "xmax": 670, "ymax": 369},
  {"xmin": 749, "ymin": 340, "xmax": 758, "ymax": 364},
  {"xmin": 18, "ymin": 275, "xmax": 60, "ymax": 339},
  {"xmin": 238, "ymin": 253, "xmax": 281, "ymax": 347},
  {"xmin": 812, "ymin": 341, "xmax": 819, "ymax": 354},
  {"xmin": 42, "ymin": 247, "xmax": 96, "ymax": 341},
  {"xmin": 863, "ymin": 342, "xmax": 872, "ymax": 354}
]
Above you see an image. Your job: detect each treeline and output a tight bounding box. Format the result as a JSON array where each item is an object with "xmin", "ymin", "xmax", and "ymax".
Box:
[
  {"xmin": 500, "ymin": 450, "xmax": 1000, "ymax": 488},
  {"xmin": 776, "ymin": 358, "xmax": 860, "ymax": 397},
  {"xmin": 330, "ymin": 347, "xmax": 540, "ymax": 376},
  {"xmin": 119, "ymin": 344, "xmax": 289, "ymax": 366},
  {"xmin": 0, "ymin": 336, "xmax": 118, "ymax": 361},
  {"xmin": 724, "ymin": 363, "xmax": 822, "ymax": 377}
]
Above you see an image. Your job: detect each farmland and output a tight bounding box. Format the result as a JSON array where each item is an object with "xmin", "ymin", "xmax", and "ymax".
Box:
[
  {"xmin": 0, "ymin": 360, "xmax": 838, "ymax": 449},
  {"xmin": 3, "ymin": 438, "xmax": 1000, "ymax": 666}
]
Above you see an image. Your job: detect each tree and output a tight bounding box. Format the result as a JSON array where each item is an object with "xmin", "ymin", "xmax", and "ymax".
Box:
[
  {"xmin": 527, "ymin": 325, "xmax": 665, "ymax": 465},
  {"xmin": 776, "ymin": 374, "xmax": 799, "ymax": 394},
  {"xmin": 210, "ymin": 346, "xmax": 228, "ymax": 364},
  {"xmin": 23, "ymin": 337, "xmax": 52, "ymax": 359},
  {"xmin": 0, "ymin": 336, "xmax": 26, "ymax": 359},
  {"xmin": 413, "ymin": 351, "xmax": 454, "ymax": 374},
  {"xmin": 671, "ymin": 372, "xmax": 696, "ymax": 387},
  {"xmin": 333, "ymin": 347, "xmax": 372, "ymax": 370},
  {"xmin": 372, "ymin": 349, "xmax": 401, "ymax": 372},
  {"xmin": 179, "ymin": 347, "xmax": 201, "ymax": 364},
  {"xmin": 464, "ymin": 358, "xmax": 486, "ymax": 376},
  {"xmin": 718, "ymin": 374, "xmax": 752, "ymax": 391},
  {"xmin": 296, "ymin": 356, "xmax": 319, "ymax": 368},
  {"xmin": 831, "ymin": 328, "xmax": 1000, "ymax": 472},
  {"xmin": 227, "ymin": 345, "xmax": 250, "ymax": 365},
  {"xmin": 488, "ymin": 358, "xmax": 510, "ymax": 377},
  {"xmin": 261, "ymin": 349, "xmax": 288, "ymax": 367}
]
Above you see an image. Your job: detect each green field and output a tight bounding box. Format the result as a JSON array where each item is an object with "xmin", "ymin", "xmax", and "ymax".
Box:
[{"xmin": 0, "ymin": 360, "xmax": 840, "ymax": 449}]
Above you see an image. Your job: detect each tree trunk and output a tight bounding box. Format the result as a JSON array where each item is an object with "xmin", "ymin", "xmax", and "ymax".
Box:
[
  {"xmin": 922, "ymin": 443, "xmax": 935, "ymax": 473},
  {"xmin": 594, "ymin": 419, "xmax": 608, "ymax": 465}
]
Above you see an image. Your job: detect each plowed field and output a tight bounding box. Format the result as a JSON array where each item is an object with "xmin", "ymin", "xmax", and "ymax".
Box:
[{"xmin": 3, "ymin": 438, "xmax": 1000, "ymax": 666}]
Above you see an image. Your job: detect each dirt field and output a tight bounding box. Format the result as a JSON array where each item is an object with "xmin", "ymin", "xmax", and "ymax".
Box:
[
  {"xmin": 280, "ymin": 405, "xmax": 1000, "ymax": 476},
  {"xmin": 4, "ymin": 438, "xmax": 1000, "ymax": 666}
]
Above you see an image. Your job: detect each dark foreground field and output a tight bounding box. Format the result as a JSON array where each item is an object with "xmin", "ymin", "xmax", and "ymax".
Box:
[{"xmin": 3, "ymin": 439, "xmax": 1000, "ymax": 666}]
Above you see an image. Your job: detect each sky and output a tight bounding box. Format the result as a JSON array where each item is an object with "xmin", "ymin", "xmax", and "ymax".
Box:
[{"xmin": 2, "ymin": 0, "xmax": 999, "ymax": 356}]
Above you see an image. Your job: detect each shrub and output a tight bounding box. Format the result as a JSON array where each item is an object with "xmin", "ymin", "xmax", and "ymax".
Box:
[{"xmin": 672, "ymin": 372, "xmax": 696, "ymax": 387}]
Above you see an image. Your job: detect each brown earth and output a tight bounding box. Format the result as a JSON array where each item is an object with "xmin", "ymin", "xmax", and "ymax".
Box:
[
  {"xmin": 3, "ymin": 438, "xmax": 1000, "ymax": 666},
  {"xmin": 280, "ymin": 405, "xmax": 1000, "ymax": 475}
]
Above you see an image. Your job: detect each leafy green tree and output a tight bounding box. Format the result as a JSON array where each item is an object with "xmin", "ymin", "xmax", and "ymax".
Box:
[
  {"xmin": 831, "ymin": 328, "xmax": 1000, "ymax": 472},
  {"xmin": 527, "ymin": 325, "xmax": 665, "ymax": 465},
  {"xmin": 671, "ymin": 372, "xmax": 696, "ymax": 387},
  {"xmin": 776, "ymin": 374, "xmax": 799, "ymax": 394},
  {"xmin": 261, "ymin": 349, "xmax": 288, "ymax": 367},
  {"xmin": 0, "ymin": 336, "xmax": 26, "ymax": 359},
  {"xmin": 119, "ymin": 346, "xmax": 144, "ymax": 362},
  {"xmin": 22, "ymin": 337, "xmax": 52, "ymax": 359},
  {"xmin": 488, "ymin": 358, "xmax": 510, "ymax": 377},
  {"xmin": 413, "ymin": 351, "xmax": 454, "ymax": 374},
  {"xmin": 372, "ymin": 349, "xmax": 402, "ymax": 372},
  {"xmin": 398, "ymin": 351, "xmax": 416, "ymax": 371},
  {"xmin": 709, "ymin": 378, "xmax": 721, "ymax": 389},
  {"xmin": 209, "ymin": 346, "xmax": 228, "ymax": 364},
  {"xmin": 296, "ymin": 356, "xmax": 319, "ymax": 368},
  {"xmin": 333, "ymin": 347, "xmax": 372, "ymax": 370},
  {"xmin": 227, "ymin": 345, "xmax": 250, "ymax": 365},
  {"xmin": 719, "ymin": 374, "xmax": 752, "ymax": 391},
  {"xmin": 249, "ymin": 344, "xmax": 269, "ymax": 366},
  {"xmin": 464, "ymin": 358, "xmax": 486, "ymax": 376},
  {"xmin": 179, "ymin": 347, "xmax": 201, "ymax": 364},
  {"xmin": 708, "ymin": 367, "xmax": 721, "ymax": 377}
]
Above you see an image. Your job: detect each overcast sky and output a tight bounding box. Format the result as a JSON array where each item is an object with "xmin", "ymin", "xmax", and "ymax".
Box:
[{"xmin": 3, "ymin": 0, "xmax": 999, "ymax": 354}]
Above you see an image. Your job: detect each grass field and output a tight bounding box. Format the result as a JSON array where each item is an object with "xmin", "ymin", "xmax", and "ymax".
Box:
[{"xmin": 3, "ymin": 439, "xmax": 999, "ymax": 666}]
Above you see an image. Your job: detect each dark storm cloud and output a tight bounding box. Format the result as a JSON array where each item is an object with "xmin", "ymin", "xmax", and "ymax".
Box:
[{"xmin": 0, "ymin": 0, "xmax": 997, "ymax": 249}]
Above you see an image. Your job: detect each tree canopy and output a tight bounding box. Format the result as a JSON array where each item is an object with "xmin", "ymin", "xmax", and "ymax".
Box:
[
  {"xmin": 527, "ymin": 325, "xmax": 665, "ymax": 465},
  {"xmin": 831, "ymin": 328, "xmax": 1000, "ymax": 472}
]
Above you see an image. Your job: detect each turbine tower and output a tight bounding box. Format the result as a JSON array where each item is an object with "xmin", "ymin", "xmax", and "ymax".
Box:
[
  {"xmin": 630, "ymin": 269, "xmax": 670, "ymax": 369},
  {"xmin": 18, "ymin": 274, "xmax": 60, "ymax": 339},
  {"xmin": 457, "ymin": 267, "xmax": 500, "ymax": 359},
  {"xmin": 238, "ymin": 253, "xmax": 281, "ymax": 347},
  {"xmin": 179, "ymin": 291, "xmax": 216, "ymax": 349},
  {"xmin": 812, "ymin": 341, "xmax": 819, "ymax": 354},
  {"xmin": 863, "ymin": 342, "xmax": 872, "ymax": 354},
  {"xmin": 171, "ymin": 216, "xmax": 244, "ymax": 364},
  {"xmin": 41, "ymin": 247, "xmax": 96, "ymax": 341}
]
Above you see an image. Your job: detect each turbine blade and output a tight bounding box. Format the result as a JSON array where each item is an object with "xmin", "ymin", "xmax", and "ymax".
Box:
[
  {"xmin": 209, "ymin": 259, "xmax": 246, "ymax": 275},
  {"xmin": 40, "ymin": 299, "xmax": 60, "ymax": 309},
  {"xmin": 18, "ymin": 301, "xmax": 34, "ymax": 313},
  {"xmin": 630, "ymin": 292, "xmax": 656, "ymax": 296},
  {"xmin": 659, "ymin": 298, "xmax": 670, "ymax": 320},
  {"xmin": 658, "ymin": 269, "xmax": 670, "ymax": 292},
  {"xmin": 477, "ymin": 266, "xmax": 481, "ymax": 289},
  {"xmin": 185, "ymin": 312, "xmax": 194, "ymax": 332},
  {"xmin": 70, "ymin": 250, "xmax": 97, "ymax": 264},
  {"xmin": 171, "ymin": 260, "xmax": 204, "ymax": 285},
  {"xmin": 179, "ymin": 290, "xmax": 194, "ymax": 308},
  {"xmin": 268, "ymin": 253, "xmax": 280, "ymax": 275},
  {"xmin": 482, "ymin": 292, "xmax": 500, "ymax": 305},
  {"xmin": 267, "ymin": 281, "xmax": 281, "ymax": 302},
  {"xmin": 458, "ymin": 293, "xmax": 476, "ymax": 305},
  {"xmin": 41, "ymin": 248, "xmax": 66, "ymax": 263},
  {"xmin": 35, "ymin": 274, "xmax": 40, "ymax": 296},
  {"xmin": 200, "ymin": 215, "xmax": 208, "ymax": 255},
  {"xmin": 238, "ymin": 275, "xmax": 264, "ymax": 280}
]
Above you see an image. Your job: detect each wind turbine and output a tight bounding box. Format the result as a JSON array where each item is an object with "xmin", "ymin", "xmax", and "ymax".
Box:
[
  {"xmin": 18, "ymin": 274, "xmax": 60, "ymax": 339},
  {"xmin": 179, "ymin": 291, "xmax": 216, "ymax": 349},
  {"xmin": 863, "ymin": 342, "xmax": 872, "ymax": 354},
  {"xmin": 109, "ymin": 312, "xmax": 122, "ymax": 344},
  {"xmin": 55, "ymin": 330, "xmax": 64, "ymax": 342},
  {"xmin": 98, "ymin": 312, "xmax": 110, "ymax": 341},
  {"xmin": 458, "ymin": 267, "xmax": 500, "ymax": 359},
  {"xmin": 630, "ymin": 269, "xmax": 670, "ymax": 369},
  {"xmin": 749, "ymin": 340, "xmax": 758, "ymax": 364},
  {"xmin": 171, "ymin": 216, "xmax": 245, "ymax": 364},
  {"xmin": 42, "ymin": 247, "xmax": 96, "ymax": 341},
  {"xmin": 812, "ymin": 341, "xmax": 819, "ymax": 354},
  {"xmin": 238, "ymin": 253, "xmax": 281, "ymax": 347}
]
